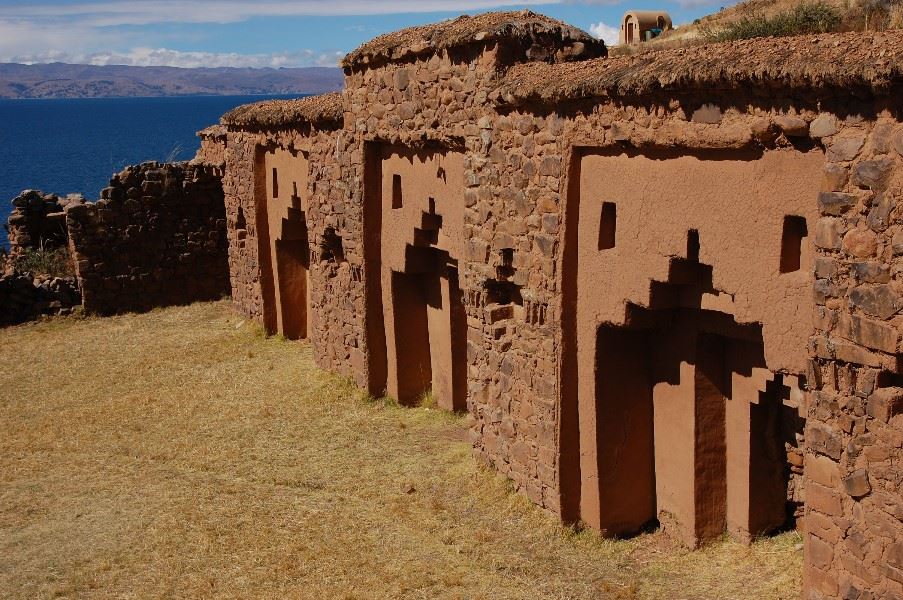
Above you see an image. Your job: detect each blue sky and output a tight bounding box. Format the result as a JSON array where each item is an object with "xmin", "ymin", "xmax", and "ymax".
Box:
[{"xmin": 0, "ymin": 0, "xmax": 740, "ymax": 68}]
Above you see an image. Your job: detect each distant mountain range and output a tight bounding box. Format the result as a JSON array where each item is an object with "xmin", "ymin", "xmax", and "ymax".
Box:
[{"xmin": 0, "ymin": 63, "xmax": 344, "ymax": 99}]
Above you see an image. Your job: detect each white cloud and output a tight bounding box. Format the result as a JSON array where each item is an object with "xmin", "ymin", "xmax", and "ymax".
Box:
[
  {"xmin": 588, "ymin": 20, "xmax": 619, "ymax": 46},
  {"xmin": 0, "ymin": 1, "xmax": 554, "ymax": 26},
  {"xmin": 0, "ymin": 17, "xmax": 342, "ymax": 68},
  {"xmin": 9, "ymin": 47, "xmax": 344, "ymax": 68}
]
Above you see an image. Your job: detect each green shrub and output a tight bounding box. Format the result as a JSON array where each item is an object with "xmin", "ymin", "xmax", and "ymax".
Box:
[
  {"xmin": 13, "ymin": 246, "xmax": 75, "ymax": 278},
  {"xmin": 703, "ymin": 2, "xmax": 842, "ymax": 42}
]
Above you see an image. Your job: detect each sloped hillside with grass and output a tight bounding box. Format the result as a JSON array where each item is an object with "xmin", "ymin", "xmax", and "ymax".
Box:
[
  {"xmin": 1, "ymin": 302, "xmax": 802, "ymax": 599},
  {"xmin": 615, "ymin": 0, "xmax": 901, "ymax": 55}
]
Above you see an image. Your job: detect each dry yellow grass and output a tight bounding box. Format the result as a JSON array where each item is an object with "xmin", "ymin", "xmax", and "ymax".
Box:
[{"xmin": 0, "ymin": 301, "xmax": 802, "ymax": 599}]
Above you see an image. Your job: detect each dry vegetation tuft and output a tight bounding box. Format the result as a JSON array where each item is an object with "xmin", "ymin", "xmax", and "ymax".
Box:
[{"xmin": 1, "ymin": 302, "xmax": 802, "ymax": 599}]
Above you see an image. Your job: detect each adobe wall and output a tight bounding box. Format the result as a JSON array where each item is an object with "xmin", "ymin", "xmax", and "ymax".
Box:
[
  {"xmin": 65, "ymin": 162, "xmax": 229, "ymax": 314},
  {"xmin": 219, "ymin": 18, "xmax": 903, "ymax": 598},
  {"xmin": 338, "ymin": 44, "xmax": 567, "ymax": 510},
  {"xmin": 221, "ymin": 124, "xmax": 366, "ymax": 380},
  {"xmin": 489, "ymin": 89, "xmax": 903, "ymax": 593}
]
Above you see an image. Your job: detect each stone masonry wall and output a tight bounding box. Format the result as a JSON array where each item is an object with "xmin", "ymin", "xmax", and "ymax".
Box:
[
  {"xmin": 4, "ymin": 190, "xmax": 83, "ymax": 255},
  {"xmin": 222, "ymin": 130, "xmax": 267, "ymax": 322},
  {"xmin": 66, "ymin": 161, "xmax": 229, "ymax": 314},
  {"xmin": 491, "ymin": 91, "xmax": 903, "ymax": 593},
  {"xmin": 220, "ymin": 21, "xmax": 903, "ymax": 598},
  {"xmin": 339, "ymin": 44, "xmax": 565, "ymax": 509},
  {"xmin": 221, "ymin": 125, "xmax": 360, "ymax": 381},
  {"xmin": 195, "ymin": 125, "xmax": 227, "ymax": 169},
  {"xmin": 805, "ymin": 111, "xmax": 903, "ymax": 600},
  {"xmin": 340, "ymin": 72, "xmax": 903, "ymax": 593}
]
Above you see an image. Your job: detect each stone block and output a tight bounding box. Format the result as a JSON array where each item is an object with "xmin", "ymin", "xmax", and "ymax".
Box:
[
  {"xmin": 818, "ymin": 192, "xmax": 857, "ymax": 216},
  {"xmin": 807, "ymin": 483, "xmax": 843, "ymax": 516},
  {"xmin": 821, "ymin": 163, "xmax": 849, "ymax": 191},
  {"xmin": 807, "ymin": 454, "xmax": 841, "ymax": 487},
  {"xmin": 835, "ymin": 312, "xmax": 898, "ymax": 353},
  {"xmin": 393, "ymin": 69, "xmax": 410, "ymax": 91},
  {"xmin": 867, "ymin": 387, "xmax": 903, "ymax": 422},
  {"xmin": 866, "ymin": 193, "xmax": 893, "ymax": 232},
  {"xmin": 810, "ymin": 114, "xmax": 839, "ymax": 138},
  {"xmin": 809, "ymin": 533, "xmax": 835, "ymax": 569},
  {"xmin": 775, "ymin": 115, "xmax": 809, "ymax": 136},
  {"xmin": 849, "ymin": 285, "xmax": 902, "ymax": 320},
  {"xmin": 807, "ymin": 422, "xmax": 844, "ymax": 460},
  {"xmin": 828, "ymin": 133, "xmax": 866, "ymax": 162},
  {"xmin": 842, "ymin": 228, "xmax": 878, "ymax": 258},
  {"xmin": 814, "ymin": 217, "xmax": 843, "ymax": 249},
  {"xmin": 854, "ymin": 158, "xmax": 894, "ymax": 191},
  {"xmin": 815, "ymin": 257, "xmax": 838, "ymax": 278},
  {"xmin": 842, "ymin": 469, "xmax": 871, "ymax": 497},
  {"xmin": 851, "ymin": 261, "xmax": 890, "ymax": 284}
]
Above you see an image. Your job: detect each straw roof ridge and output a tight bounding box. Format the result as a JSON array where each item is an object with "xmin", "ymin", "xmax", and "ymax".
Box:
[
  {"xmin": 221, "ymin": 93, "xmax": 343, "ymax": 130},
  {"xmin": 342, "ymin": 10, "xmax": 599, "ymax": 69},
  {"xmin": 496, "ymin": 29, "xmax": 903, "ymax": 105}
]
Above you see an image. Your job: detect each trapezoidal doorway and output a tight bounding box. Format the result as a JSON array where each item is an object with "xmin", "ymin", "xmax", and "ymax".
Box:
[
  {"xmin": 363, "ymin": 143, "xmax": 467, "ymax": 411},
  {"xmin": 561, "ymin": 146, "xmax": 820, "ymax": 546},
  {"xmin": 256, "ymin": 147, "xmax": 312, "ymax": 340}
]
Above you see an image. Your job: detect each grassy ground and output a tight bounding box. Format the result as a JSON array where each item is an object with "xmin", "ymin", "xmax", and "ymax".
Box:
[{"xmin": 0, "ymin": 301, "xmax": 802, "ymax": 599}]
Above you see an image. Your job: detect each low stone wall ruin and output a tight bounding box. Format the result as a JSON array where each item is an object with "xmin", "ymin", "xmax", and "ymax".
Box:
[
  {"xmin": 5, "ymin": 190, "xmax": 83, "ymax": 256},
  {"xmin": 0, "ymin": 271, "xmax": 81, "ymax": 326},
  {"xmin": 64, "ymin": 161, "xmax": 229, "ymax": 315}
]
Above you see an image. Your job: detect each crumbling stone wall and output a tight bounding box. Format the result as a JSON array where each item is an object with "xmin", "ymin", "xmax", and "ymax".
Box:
[
  {"xmin": 66, "ymin": 162, "xmax": 229, "ymax": 314},
  {"xmin": 2, "ymin": 190, "xmax": 83, "ymax": 326},
  {"xmin": 4, "ymin": 190, "xmax": 82, "ymax": 255},
  {"xmin": 195, "ymin": 125, "xmax": 227, "ymax": 169},
  {"xmin": 0, "ymin": 271, "xmax": 81, "ymax": 326}
]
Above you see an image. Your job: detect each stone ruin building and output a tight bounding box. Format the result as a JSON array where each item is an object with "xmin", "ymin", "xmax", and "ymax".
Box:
[
  {"xmin": 2, "ymin": 152, "xmax": 228, "ymax": 323},
  {"xmin": 214, "ymin": 10, "xmax": 903, "ymax": 599}
]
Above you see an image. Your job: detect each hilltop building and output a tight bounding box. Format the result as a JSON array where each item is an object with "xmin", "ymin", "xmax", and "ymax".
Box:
[{"xmin": 619, "ymin": 10, "xmax": 672, "ymax": 44}]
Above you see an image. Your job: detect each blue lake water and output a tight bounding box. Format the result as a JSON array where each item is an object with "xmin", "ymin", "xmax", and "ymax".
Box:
[{"xmin": 0, "ymin": 94, "xmax": 301, "ymax": 248}]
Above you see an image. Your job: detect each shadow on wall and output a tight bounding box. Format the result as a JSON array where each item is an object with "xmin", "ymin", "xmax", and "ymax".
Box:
[
  {"xmin": 364, "ymin": 142, "xmax": 468, "ymax": 411},
  {"xmin": 560, "ymin": 145, "xmax": 819, "ymax": 546},
  {"xmin": 256, "ymin": 147, "xmax": 312, "ymax": 340}
]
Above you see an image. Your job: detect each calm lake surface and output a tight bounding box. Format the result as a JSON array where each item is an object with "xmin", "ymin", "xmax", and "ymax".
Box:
[{"xmin": 0, "ymin": 94, "xmax": 301, "ymax": 248}]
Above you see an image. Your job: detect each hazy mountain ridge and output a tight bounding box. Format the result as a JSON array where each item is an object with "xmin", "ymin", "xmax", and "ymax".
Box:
[{"xmin": 0, "ymin": 63, "xmax": 344, "ymax": 99}]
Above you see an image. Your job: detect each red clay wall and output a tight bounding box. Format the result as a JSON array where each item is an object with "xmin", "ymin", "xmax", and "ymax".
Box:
[
  {"xmin": 221, "ymin": 125, "xmax": 366, "ymax": 381},
  {"xmin": 222, "ymin": 31, "xmax": 903, "ymax": 599}
]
